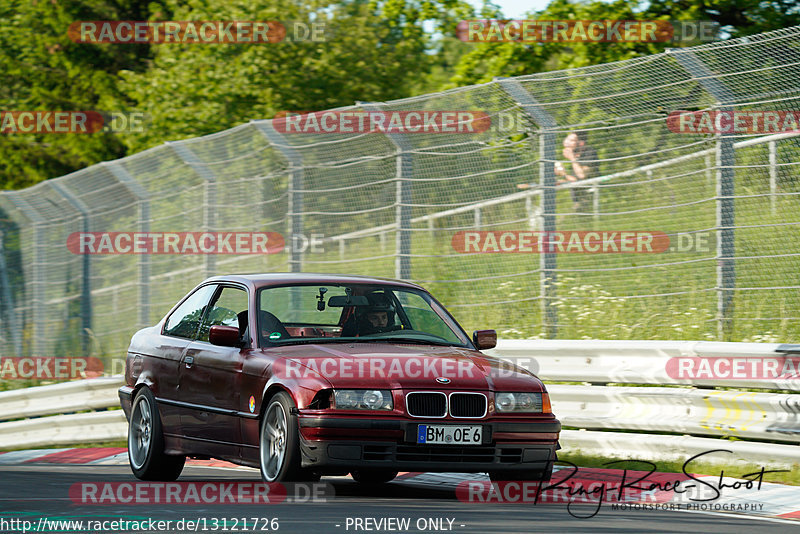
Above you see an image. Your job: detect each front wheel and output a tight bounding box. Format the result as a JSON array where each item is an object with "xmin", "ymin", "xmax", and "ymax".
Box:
[
  {"xmin": 128, "ymin": 388, "xmax": 185, "ymax": 481},
  {"xmin": 259, "ymin": 392, "xmax": 305, "ymax": 482}
]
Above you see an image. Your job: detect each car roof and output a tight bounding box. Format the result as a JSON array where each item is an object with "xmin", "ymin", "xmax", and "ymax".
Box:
[{"xmin": 203, "ymin": 272, "xmax": 426, "ymax": 291}]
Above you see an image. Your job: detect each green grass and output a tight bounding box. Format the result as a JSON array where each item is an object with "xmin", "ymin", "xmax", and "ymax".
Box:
[{"xmin": 17, "ymin": 178, "xmax": 799, "ymax": 363}]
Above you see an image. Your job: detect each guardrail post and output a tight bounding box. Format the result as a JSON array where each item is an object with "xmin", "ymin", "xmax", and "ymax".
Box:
[
  {"xmin": 102, "ymin": 162, "xmax": 151, "ymax": 328},
  {"xmin": 670, "ymin": 49, "xmax": 737, "ymax": 340},
  {"xmin": 497, "ymin": 78, "xmax": 559, "ymax": 338},
  {"xmin": 360, "ymin": 102, "xmax": 413, "ymax": 280},
  {"xmin": 168, "ymin": 142, "xmax": 217, "ymax": 278},
  {"xmin": 252, "ymin": 121, "xmax": 304, "ymax": 272},
  {"xmin": 0, "ymin": 229, "xmax": 22, "ymax": 357},
  {"xmin": 48, "ymin": 181, "xmax": 92, "ymax": 354}
]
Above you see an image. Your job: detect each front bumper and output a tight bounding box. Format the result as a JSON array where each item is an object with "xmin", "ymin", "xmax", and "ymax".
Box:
[
  {"xmin": 119, "ymin": 386, "xmax": 133, "ymax": 420},
  {"xmin": 298, "ymin": 416, "xmax": 560, "ymax": 473}
]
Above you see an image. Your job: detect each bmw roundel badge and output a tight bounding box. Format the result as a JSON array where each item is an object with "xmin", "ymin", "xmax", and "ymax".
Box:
[{"xmin": 436, "ymin": 377, "xmax": 451, "ymax": 384}]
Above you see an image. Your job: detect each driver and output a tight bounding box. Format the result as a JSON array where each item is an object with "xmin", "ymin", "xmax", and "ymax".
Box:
[{"xmin": 357, "ymin": 293, "xmax": 396, "ymax": 335}]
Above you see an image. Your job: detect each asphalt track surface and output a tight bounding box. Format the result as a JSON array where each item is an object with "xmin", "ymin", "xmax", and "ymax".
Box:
[{"xmin": 1, "ymin": 465, "xmax": 796, "ymax": 534}]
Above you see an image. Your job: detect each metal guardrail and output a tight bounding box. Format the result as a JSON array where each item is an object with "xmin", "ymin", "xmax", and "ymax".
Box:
[
  {"xmin": 550, "ymin": 385, "xmax": 800, "ymax": 443},
  {"xmin": 560, "ymin": 429, "xmax": 800, "ymax": 467},
  {"xmin": 0, "ymin": 376, "xmax": 126, "ymax": 449},
  {"xmin": 486, "ymin": 339, "xmax": 800, "ymax": 390},
  {"xmin": 1, "ymin": 341, "xmax": 798, "ymax": 464},
  {"xmin": 0, "ymin": 411, "xmax": 127, "ymax": 450},
  {"xmin": 0, "ymin": 376, "xmax": 124, "ymax": 421}
]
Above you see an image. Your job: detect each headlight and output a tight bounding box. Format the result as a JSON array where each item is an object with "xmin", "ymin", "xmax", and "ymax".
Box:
[
  {"xmin": 495, "ymin": 392, "xmax": 543, "ymax": 413},
  {"xmin": 334, "ymin": 389, "xmax": 393, "ymax": 410}
]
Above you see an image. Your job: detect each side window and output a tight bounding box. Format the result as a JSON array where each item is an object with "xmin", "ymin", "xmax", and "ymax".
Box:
[
  {"xmin": 163, "ymin": 285, "xmax": 217, "ymax": 339},
  {"xmin": 197, "ymin": 286, "xmax": 249, "ymax": 343}
]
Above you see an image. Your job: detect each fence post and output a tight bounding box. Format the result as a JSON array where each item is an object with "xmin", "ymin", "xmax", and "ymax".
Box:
[
  {"xmin": 769, "ymin": 141, "xmax": 777, "ymax": 214},
  {"xmin": 102, "ymin": 162, "xmax": 151, "ymax": 328},
  {"xmin": 252, "ymin": 121, "xmax": 304, "ymax": 273},
  {"xmin": 359, "ymin": 102, "xmax": 412, "ymax": 280},
  {"xmin": 497, "ymin": 78, "xmax": 559, "ymax": 338},
  {"xmin": 0, "ymin": 229, "xmax": 22, "ymax": 357},
  {"xmin": 8, "ymin": 196, "xmax": 46, "ymax": 356},
  {"xmin": 671, "ymin": 49, "xmax": 737, "ymax": 340},
  {"xmin": 168, "ymin": 142, "xmax": 217, "ymax": 278},
  {"xmin": 48, "ymin": 181, "xmax": 92, "ymax": 354}
]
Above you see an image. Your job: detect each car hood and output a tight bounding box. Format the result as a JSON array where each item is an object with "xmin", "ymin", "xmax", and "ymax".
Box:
[{"xmin": 266, "ymin": 342, "xmax": 544, "ymax": 391}]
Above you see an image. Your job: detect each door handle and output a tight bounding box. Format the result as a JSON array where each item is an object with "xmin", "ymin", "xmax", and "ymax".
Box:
[{"xmin": 185, "ymin": 356, "xmax": 194, "ymax": 368}]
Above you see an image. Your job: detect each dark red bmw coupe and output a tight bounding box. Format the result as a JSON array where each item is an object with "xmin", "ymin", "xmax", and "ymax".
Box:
[{"xmin": 119, "ymin": 273, "xmax": 560, "ymax": 484}]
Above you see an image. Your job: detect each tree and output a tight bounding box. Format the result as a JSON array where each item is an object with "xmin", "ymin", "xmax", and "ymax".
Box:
[
  {"xmin": 118, "ymin": 0, "xmax": 463, "ymax": 153},
  {"xmin": 445, "ymin": 0, "xmax": 670, "ymax": 87},
  {"xmin": 441, "ymin": 0, "xmax": 800, "ymax": 88},
  {"xmin": 0, "ymin": 0, "xmax": 163, "ymax": 189},
  {"xmin": 645, "ymin": 0, "xmax": 800, "ymax": 37}
]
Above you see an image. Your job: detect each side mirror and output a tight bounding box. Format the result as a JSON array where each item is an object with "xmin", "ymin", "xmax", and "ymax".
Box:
[
  {"xmin": 209, "ymin": 325, "xmax": 243, "ymax": 347},
  {"xmin": 472, "ymin": 329, "xmax": 497, "ymax": 350}
]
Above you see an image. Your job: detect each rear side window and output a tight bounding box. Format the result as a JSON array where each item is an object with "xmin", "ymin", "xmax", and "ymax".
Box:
[
  {"xmin": 197, "ymin": 286, "xmax": 248, "ymax": 343},
  {"xmin": 163, "ymin": 285, "xmax": 217, "ymax": 339}
]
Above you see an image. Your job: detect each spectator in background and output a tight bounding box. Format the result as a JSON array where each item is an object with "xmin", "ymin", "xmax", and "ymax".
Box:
[
  {"xmin": 518, "ymin": 130, "xmax": 598, "ymax": 214},
  {"xmin": 557, "ymin": 131, "xmax": 598, "ymax": 213}
]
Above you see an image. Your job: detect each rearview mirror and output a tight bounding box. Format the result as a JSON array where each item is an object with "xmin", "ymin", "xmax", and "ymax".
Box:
[
  {"xmin": 327, "ymin": 295, "xmax": 370, "ymax": 307},
  {"xmin": 472, "ymin": 329, "xmax": 497, "ymax": 350},
  {"xmin": 209, "ymin": 325, "xmax": 243, "ymax": 347}
]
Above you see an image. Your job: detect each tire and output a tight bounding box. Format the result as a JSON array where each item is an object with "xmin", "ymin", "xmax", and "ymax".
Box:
[
  {"xmin": 351, "ymin": 469, "xmax": 398, "ymax": 484},
  {"xmin": 259, "ymin": 391, "xmax": 307, "ymax": 482},
  {"xmin": 128, "ymin": 388, "xmax": 185, "ymax": 481}
]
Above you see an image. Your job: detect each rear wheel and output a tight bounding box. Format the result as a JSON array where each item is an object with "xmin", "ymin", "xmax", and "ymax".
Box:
[
  {"xmin": 351, "ymin": 469, "xmax": 398, "ymax": 484},
  {"xmin": 128, "ymin": 388, "xmax": 185, "ymax": 481}
]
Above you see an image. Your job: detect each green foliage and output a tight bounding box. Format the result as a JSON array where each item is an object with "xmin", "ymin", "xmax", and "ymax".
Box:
[
  {"xmin": 116, "ymin": 0, "xmax": 464, "ymax": 153},
  {"xmin": 1, "ymin": 0, "xmax": 797, "ymax": 188},
  {"xmin": 444, "ymin": 0, "xmax": 800, "ymax": 87},
  {"xmin": 0, "ymin": 0, "xmax": 162, "ymax": 188},
  {"xmin": 646, "ymin": 0, "xmax": 800, "ymax": 38},
  {"xmin": 448, "ymin": 0, "xmax": 675, "ymax": 87}
]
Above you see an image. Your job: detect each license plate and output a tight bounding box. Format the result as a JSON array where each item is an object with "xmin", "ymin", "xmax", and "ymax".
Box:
[{"xmin": 417, "ymin": 425, "xmax": 482, "ymax": 445}]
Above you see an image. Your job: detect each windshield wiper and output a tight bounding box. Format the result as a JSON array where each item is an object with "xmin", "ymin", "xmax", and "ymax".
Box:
[
  {"xmin": 370, "ymin": 337, "xmax": 461, "ymax": 347},
  {"xmin": 268, "ymin": 336, "xmax": 462, "ymax": 347}
]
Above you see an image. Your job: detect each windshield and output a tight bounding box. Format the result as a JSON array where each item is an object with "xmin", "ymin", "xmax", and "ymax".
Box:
[{"xmin": 256, "ymin": 283, "xmax": 470, "ymax": 347}]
